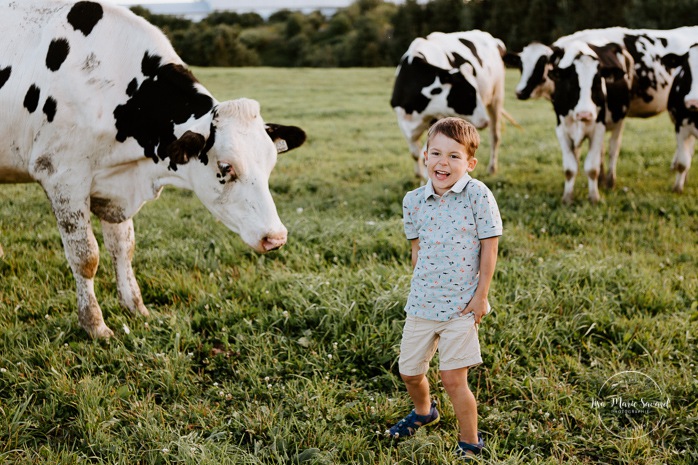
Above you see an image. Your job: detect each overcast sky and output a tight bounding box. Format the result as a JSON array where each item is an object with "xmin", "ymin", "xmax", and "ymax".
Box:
[{"xmin": 111, "ymin": 0, "xmax": 419, "ymax": 6}]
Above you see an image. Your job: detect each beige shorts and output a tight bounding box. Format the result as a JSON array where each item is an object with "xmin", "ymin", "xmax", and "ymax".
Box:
[{"xmin": 398, "ymin": 313, "xmax": 482, "ymax": 376}]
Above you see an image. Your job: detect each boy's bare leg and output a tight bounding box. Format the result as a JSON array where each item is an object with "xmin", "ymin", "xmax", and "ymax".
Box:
[
  {"xmin": 401, "ymin": 373, "xmax": 432, "ymax": 415},
  {"xmin": 441, "ymin": 367, "xmax": 478, "ymax": 443}
]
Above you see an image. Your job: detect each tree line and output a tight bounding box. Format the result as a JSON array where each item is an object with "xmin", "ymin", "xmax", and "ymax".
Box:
[{"xmin": 131, "ymin": 0, "xmax": 698, "ymax": 67}]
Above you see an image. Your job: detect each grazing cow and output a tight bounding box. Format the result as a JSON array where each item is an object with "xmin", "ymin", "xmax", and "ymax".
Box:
[
  {"xmin": 0, "ymin": 0, "xmax": 306, "ymax": 338},
  {"xmin": 662, "ymin": 44, "xmax": 698, "ymax": 192},
  {"xmin": 391, "ymin": 30, "xmax": 507, "ymax": 177},
  {"xmin": 505, "ymin": 27, "xmax": 698, "ymax": 202}
]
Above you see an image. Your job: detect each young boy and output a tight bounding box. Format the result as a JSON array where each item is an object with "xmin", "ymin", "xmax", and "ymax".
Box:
[{"xmin": 386, "ymin": 117, "xmax": 502, "ymax": 461}]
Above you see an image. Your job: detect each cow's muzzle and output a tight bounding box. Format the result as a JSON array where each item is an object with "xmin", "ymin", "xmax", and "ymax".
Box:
[
  {"xmin": 575, "ymin": 111, "xmax": 595, "ymax": 122},
  {"xmin": 260, "ymin": 230, "xmax": 287, "ymax": 252}
]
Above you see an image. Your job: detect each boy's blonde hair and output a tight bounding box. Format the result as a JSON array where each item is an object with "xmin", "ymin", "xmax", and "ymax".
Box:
[{"xmin": 426, "ymin": 117, "xmax": 480, "ymax": 159}]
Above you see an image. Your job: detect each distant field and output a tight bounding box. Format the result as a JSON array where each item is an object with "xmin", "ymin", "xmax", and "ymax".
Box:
[{"xmin": 0, "ymin": 68, "xmax": 696, "ymax": 464}]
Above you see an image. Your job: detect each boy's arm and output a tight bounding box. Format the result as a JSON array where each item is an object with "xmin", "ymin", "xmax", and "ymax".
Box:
[
  {"xmin": 410, "ymin": 238, "xmax": 420, "ymax": 269},
  {"xmin": 463, "ymin": 236, "xmax": 498, "ymax": 324}
]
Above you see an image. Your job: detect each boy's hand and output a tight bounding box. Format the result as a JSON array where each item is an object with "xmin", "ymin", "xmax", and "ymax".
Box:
[{"xmin": 461, "ymin": 298, "xmax": 489, "ymax": 325}]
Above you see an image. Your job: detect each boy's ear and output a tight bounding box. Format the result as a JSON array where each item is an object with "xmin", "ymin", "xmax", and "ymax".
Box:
[{"xmin": 467, "ymin": 157, "xmax": 478, "ymax": 172}]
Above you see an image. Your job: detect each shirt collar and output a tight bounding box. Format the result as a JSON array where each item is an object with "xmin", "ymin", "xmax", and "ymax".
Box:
[{"xmin": 424, "ymin": 173, "xmax": 472, "ymax": 200}]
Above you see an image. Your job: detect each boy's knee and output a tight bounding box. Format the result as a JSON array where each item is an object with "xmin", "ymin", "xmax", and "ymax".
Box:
[
  {"xmin": 400, "ymin": 373, "xmax": 425, "ymax": 386},
  {"xmin": 440, "ymin": 368, "xmax": 469, "ymax": 392}
]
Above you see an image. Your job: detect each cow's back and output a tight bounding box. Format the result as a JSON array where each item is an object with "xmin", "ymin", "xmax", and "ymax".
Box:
[{"xmin": 0, "ymin": 0, "xmax": 186, "ymax": 179}]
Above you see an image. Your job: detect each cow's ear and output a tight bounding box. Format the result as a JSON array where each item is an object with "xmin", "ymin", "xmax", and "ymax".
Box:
[
  {"xmin": 503, "ymin": 52, "xmax": 522, "ymax": 70},
  {"xmin": 661, "ymin": 53, "xmax": 686, "ymax": 71},
  {"xmin": 590, "ymin": 43, "xmax": 628, "ymax": 82},
  {"xmin": 164, "ymin": 130, "xmax": 206, "ymax": 166},
  {"xmin": 265, "ymin": 124, "xmax": 306, "ymax": 153}
]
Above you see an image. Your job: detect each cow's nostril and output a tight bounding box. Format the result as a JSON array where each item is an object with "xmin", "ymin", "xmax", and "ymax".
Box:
[{"xmin": 261, "ymin": 233, "xmax": 287, "ymax": 252}]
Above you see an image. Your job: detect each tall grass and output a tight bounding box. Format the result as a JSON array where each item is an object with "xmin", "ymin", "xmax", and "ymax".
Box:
[{"xmin": 0, "ymin": 68, "xmax": 696, "ymax": 464}]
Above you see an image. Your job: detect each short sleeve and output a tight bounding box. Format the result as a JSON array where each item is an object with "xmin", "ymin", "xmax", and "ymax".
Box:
[
  {"xmin": 403, "ymin": 192, "xmax": 419, "ymax": 240},
  {"xmin": 468, "ymin": 181, "xmax": 503, "ymax": 239}
]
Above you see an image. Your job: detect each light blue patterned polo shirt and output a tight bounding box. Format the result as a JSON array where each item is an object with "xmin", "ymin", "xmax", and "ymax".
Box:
[{"xmin": 403, "ymin": 173, "xmax": 502, "ymax": 321}]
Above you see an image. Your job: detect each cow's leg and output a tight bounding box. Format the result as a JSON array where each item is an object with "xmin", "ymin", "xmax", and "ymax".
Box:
[
  {"xmin": 585, "ymin": 125, "xmax": 606, "ymax": 204},
  {"xmin": 556, "ymin": 126, "xmax": 578, "ymax": 204},
  {"xmin": 101, "ymin": 219, "xmax": 149, "ymax": 317},
  {"xmin": 672, "ymin": 126, "xmax": 695, "ymax": 193},
  {"xmin": 486, "ymin": 105, "xmax": 502, "ymax": 175},
  {"xmin": 605, "ymin": 120, "xmax": 625, "ymax": 189},
  {"xmin": 47, "ymin": 189, "xmax": 113, "ymax": 338},
  {"xmin": 396, "ymin": 108, "xmax": 430, "ymax": 179}
]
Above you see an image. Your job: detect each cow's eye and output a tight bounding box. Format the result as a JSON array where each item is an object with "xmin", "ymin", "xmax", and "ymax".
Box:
[{"xmin": 217, "ymin": 162, "xmax": 237, "ymax": 181}]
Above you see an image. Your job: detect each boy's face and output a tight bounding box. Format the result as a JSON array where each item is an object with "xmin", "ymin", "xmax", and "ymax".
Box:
[{"xmin": 424, "ymin": 132, "xmax": 477, "ymax": 195}]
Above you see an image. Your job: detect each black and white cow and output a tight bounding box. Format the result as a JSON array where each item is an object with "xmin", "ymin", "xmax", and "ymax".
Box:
[
  {"xmin": 662, "ymin": 43, "xmax": 698, "ymax": 193},
  {"xmin": 391, "ymin": 30, "xmax": 507, "ymax": 177},
  {"xmin": 505, "ymin": 27, "xmax": 698, "ymax": 202},
  {"xmin": 0, "ymin": 0, "xmax": 306, "ymax": 338},
  {"xmin": 547, "ymin": 40, "xmax": 634, "ymax": 203}
]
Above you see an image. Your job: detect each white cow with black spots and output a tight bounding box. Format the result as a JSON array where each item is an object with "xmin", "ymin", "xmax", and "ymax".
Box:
[
  {"xmin": 0, "ymin": 0, "xmax": 306, "ymax": 338},
  {"xmin": 391, "ymin": 30, "xmax": 508, "ymax": 177}
]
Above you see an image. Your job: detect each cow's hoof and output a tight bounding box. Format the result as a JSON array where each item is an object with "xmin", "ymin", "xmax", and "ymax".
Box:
[
  {"xmin": 85, "ymin": 323, "xmax": 115, "ymax": 339},
  {"xmin": 561, "ymin": 195, "xmax": 574, "ymax": 206},
  {"xmin": 672, "ymin": 184, "xmax": 684, "ymax": 194},
  {"xmin": 487, "ymin": 165, "xmax": 497, "ymax": 175},
  {"xmin": 134, "ymin": 303, "xmax": 150, "ymax": 317},
  {"xmin": 605, "ymin": 177, "xmax": 616, "ymax": 189}
]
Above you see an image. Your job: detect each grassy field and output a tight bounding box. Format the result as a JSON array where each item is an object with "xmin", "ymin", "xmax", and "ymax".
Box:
[{"xmin": 0, "ymin": 67, "xmax": 696, "ymax": 464}]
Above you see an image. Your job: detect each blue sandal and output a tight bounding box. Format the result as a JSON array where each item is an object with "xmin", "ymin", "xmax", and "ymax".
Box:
[
  {"xmin": 456, "ymin": 432, "xmax": 485, "ymax": 461},
  {"xmin": 385, "ymin": 400, "xmax": 439, "ymax": 439}
]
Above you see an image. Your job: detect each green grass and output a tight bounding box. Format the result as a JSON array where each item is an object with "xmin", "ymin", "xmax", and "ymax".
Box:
[{"xmin": 0, "ymin": 68, "xmax": 696, "ymax": 464}]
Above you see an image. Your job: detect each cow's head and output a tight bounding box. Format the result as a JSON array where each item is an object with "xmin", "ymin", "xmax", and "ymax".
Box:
[
  {"xmin": 163, "ymin": 98, "xmax": 305, "ymax": 253},
  {"xmin": 662, "ymin": 44, "xmax": 698, "ymax": 111},
  {"xmin": 504, "ymin": 42, "xmax": 554, "ymax": 100},
  {"xmin": 549, "ymin": 41, "xmax": 630, "ymax": 124}
]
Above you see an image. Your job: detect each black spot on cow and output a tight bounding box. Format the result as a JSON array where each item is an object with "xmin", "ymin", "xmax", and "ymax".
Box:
[
  {"xmin": 666, "ymin": 54, "xmax": 698, "ymax": 133},
  {"xmin": 141, "ymin": 53, "xmax": 162, "ymax": 77},
  {"xmin": 605, "ymin": 78, "xmax": 630, "ymax": 123},
  {"xmin": 391, "ymin": 56, "xmax": 476, "ymax": 116},
  {"xmin": 200, "ymin": 123, "xmax": 216, "ymax": 165},
  {"xmin": 446, "ymin": 76, "xmax": 478, "ymax": 116},
  {"xmin": 126, "ymin": 78, "xmax": 138, "ymax": 96},
  {"xmin": 46, "ymin": 38, "xmax": 70, "ymax": 71},
  {"xmin": 0, "ymin": 66, "xmax": 11, "ymax": 89},
  {"xmin": 43, "ymin": 97, "xmax": 58, "ymax": 122},
  {"xmin": 459, "ymin": 39, "xmax": 483, "ymax": 67},
  {"xmin": 67, "ymin": 1, "xmax": 103, "ymax": 36},
  {"xmin": 113, "ymin": 52, "xmax": 214, "ymax": 166},
  {"xmin": 549, "ymin": 49, "xmax": 581, "ymax": 121},
  {"xmin": 623, "ymin": 34, "xmax": 661, "ymax": 104},
  {"xmin": 24, "ymin": 85, "xmax": 40, "ymax": 113},
  {"xmin": 391, "ymin": 58, "xmax": 433, "ymax": 114},
  {"xmin": 449, "ymin": 52, "xmax": 467, "ymax": 69},
  {"xmin": 518, "ymin": 55, "xmax": 548, "ymax": 99}
]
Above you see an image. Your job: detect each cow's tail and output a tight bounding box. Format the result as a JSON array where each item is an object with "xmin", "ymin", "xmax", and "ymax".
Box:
[{"xmin": 501, "ymin": 108, "xmax": 523, "ymax": 130}]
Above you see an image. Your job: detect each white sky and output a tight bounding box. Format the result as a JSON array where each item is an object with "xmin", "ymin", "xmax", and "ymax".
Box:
[{"xmin": 110, "ymin": 0, "xmax": 418, "ymax": 6}]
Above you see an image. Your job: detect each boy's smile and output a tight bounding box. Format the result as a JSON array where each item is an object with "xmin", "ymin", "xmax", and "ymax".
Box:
[{"xmin": 424, "ymin": 133, "xmax": 478, "ymax": 196}]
